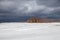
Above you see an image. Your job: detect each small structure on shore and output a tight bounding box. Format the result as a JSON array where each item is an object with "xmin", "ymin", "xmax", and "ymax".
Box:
[
  {"xmin": 27, "ymin": 17, "xmax": 60, "ymax": 23},
  {"xmin": 27, "ymin": 17, "xmax": 44, "ymax": 23}
]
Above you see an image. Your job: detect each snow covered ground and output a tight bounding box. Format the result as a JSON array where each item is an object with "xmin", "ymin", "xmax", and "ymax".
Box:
[{"xmin": 0, "ymin": 23, "xmax": 60, "ymax": 40}]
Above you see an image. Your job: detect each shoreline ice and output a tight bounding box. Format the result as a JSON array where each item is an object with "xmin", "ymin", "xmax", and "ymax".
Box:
[{"xmin": 0, "ymin": 23, "xmax": 60, "ymax": 40}]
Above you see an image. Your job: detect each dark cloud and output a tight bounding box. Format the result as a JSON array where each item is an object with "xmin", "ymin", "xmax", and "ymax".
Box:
[
  {"xmin": 0, "ymin": 0, "xmax": 60, "ymax": 22},
  {"xmin": 37, "ymin": 0, "xmax": 60, "ymax": 7},
  {"xmin": 51, "ymin": 7, "xmax": 60, "ymax": 15}
]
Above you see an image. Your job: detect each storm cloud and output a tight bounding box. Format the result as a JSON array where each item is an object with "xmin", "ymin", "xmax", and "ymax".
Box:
[{"xmin": 0, "ymin": 0, "xmax": 60, "ymax": 22}]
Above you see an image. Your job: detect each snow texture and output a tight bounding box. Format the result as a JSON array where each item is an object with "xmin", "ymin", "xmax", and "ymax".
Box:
[{"xmin": 0, "ymin": 23, "xmax": 60, "ymax": 40}]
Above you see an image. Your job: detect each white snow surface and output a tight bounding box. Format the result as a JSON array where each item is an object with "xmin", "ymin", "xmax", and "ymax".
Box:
[{"xmin": 0, "ymin": 23, "xmax": 60, "ymax": 40}]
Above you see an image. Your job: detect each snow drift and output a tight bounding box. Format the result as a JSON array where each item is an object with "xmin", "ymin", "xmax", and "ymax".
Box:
[{"xmin": 0, "ymin": 23, "xmax": 60, "ymax": 40}]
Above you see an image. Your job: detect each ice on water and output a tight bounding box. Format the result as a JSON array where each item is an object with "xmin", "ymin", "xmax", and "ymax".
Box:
[{"xmin": 0, "ymin": 23, "xmax": 60, "ymax": 40}]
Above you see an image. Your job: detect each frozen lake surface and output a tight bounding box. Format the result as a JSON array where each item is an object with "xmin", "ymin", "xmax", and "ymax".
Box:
[{"xmin": 0, "ymin": 23, "xmax": 60, "ymax": 40}]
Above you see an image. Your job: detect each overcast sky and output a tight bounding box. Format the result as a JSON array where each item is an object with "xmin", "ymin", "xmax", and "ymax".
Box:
[{"xmin": 0, "ymin": 0, "xmax": 60, "ymax": 22}]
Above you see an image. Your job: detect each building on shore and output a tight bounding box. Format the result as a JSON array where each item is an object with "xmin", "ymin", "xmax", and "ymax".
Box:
[{"xmin": 27, "ymin": 17, "xmax": 60, "ymax": 23}]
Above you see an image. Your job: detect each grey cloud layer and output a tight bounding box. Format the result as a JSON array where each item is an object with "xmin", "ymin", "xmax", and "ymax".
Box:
[
  {"xmin": 37, "ymin": 0, "xmax": 60, "ymax": 7},
  {"xmin": 0, "ymin": 0, "xmax": 60, "ymax": 16}
]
